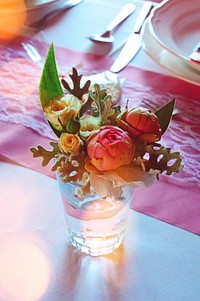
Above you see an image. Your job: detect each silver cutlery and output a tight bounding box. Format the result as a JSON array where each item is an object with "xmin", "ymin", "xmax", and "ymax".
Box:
[
  {"xmin": 28, "ymin": 0, "xmax": 84, "ymax": 29},
  {"xmin": 87, "ymin": 3, "xmax": 136, "ymax": 43},
  {"xmin": 189, "ymin": 42, "xmax": 200, "ymax": 63},
  {"xmin": 22, "ymin": 2, "xmax": 152, "ymax": 104},
  {"xmin": 21, "ymin": 42, "xmax": 43, "ymax": 66},
  {"xmin": 110, "ymin": 1, "xmax": 153, "ymax": 72},
  {"xmin": 19, "ymin": 0, "xmax": 84, "ymax": 38}
]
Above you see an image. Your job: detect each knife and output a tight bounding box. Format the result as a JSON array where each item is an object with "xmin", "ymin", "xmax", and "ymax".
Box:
[
  {"xmin": 189, "ymin": 42, "xmax": 200, "ymax": 63},
  {"xmin": 110, "ymin": 1, "xmax": 153, "ymax": 73}
]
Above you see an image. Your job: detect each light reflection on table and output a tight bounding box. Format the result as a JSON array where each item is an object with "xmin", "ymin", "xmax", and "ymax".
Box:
[{"xmin": 1, "ymin": 162, "xmax": 200, "ymax": 301}]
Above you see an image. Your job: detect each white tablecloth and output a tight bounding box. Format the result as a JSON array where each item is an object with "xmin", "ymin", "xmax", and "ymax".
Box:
[{"xmin": 1, "ymin": 162, "xmax": 200, "ymax": 301}]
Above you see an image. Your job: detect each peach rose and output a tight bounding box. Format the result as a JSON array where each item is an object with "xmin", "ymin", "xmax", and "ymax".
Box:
[
  {"xmin": 87, "ymin": 125, "xmax": 135, "ymax": 171},
  {"xmin": 44, "ymin": 94, "xmax": 81, "ymax": 131},
  {"xmin": 117, "ymin": 107, "xmax": 162, "ymax": 142},
  {"xmin": 58, "ymin": 133, "xmax": 82, "ymax": 154}
]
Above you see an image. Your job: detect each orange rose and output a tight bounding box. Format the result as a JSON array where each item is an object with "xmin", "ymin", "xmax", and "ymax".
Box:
[
  {"xmin": 117, "ymin": 107, "xmax": 162, "ymax": 142},
  {"xmin": 87, "ymin": 125, "xmax": 136, "ymax": 171},
  {"xmin": 58, "ymin": 133, "xmax": 82, "ymax": 154}
]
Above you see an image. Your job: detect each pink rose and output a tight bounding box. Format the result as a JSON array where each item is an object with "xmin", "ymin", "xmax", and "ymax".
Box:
[
  {"xmin": 87, "ymin": 125, "xmax": 135, "ymax": 171},
  {"xmin": 117, "ymin": 107, "xmax": 162, "ymax": 142}
]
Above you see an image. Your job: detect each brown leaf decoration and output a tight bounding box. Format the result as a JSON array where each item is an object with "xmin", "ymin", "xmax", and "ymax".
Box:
[
  {"xmin": 155, "ymin": 98, "xmax": 175, "ymax": 135},
  {"xmin": 30, "ymin": 142, "xmax": 60, "ymax": 167},
  {"xmin": 61, "ymin": 67, "xmax": 91, "ymax": 100},
  {"xmin": 57, "ymin": 153, "xmax": 92, "ymax": 197},
  {"xmin": 142, "ymin": 145, "xmax": 184, "ymax": 175},
  {"xmin": 51, "ymin": 155, "xmax": 66, "ymax": 171},
  {"xmin": 57, "ymin": 152, "xmax": 87, "ymax": 182},
  {"xmin": 79, "ymin": 94, "xmax": 94, "ymax": 116}
]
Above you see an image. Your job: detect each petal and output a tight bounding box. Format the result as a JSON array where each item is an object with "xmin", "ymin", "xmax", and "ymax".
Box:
[{"xmin": 90, "ymin": 172, "xmax": 123, "ymax": 198}]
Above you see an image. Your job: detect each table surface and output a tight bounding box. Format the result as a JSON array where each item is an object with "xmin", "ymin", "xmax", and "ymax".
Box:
[
  {"xmin": 35, "ymin": 0, "xmax": 168, "ymax": 75},
  {"xmin": 1, "ymin": 161, "xmax": 200, "ymax": 301},
  {"xmin": 1, "ymin": 1, "xmax": 200, "ymax": 301}
]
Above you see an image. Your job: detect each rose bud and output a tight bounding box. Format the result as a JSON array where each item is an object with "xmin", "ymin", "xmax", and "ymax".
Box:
[
  {"xmin": 117, "ymin": 107, "xmax": 162, "ymax": 142},
  {"xmin": 87, "ymin": 125, "xmax": 136, "ymax": 171}
]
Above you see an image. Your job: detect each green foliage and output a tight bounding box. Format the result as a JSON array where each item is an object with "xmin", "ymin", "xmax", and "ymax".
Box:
[
  {"xmin": 39, "ymin": 44, "xmax": 64, "ymax": 138},
  {"xmin": 90, "ymin": 84, "xmax": 117, "ymax": 125},
  {"xmin": 39, "ymin": 43, "xmax": 63, "ymax": 108}
]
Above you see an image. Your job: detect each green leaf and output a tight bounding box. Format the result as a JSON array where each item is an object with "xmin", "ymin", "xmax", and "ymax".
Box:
[
  {"xmin": 39, "ymin": 43, "xmax": 63, "ymax": 108},
  {"xmin": 155, "ymin": 98, "xmax": 175, "ymax": 134}
]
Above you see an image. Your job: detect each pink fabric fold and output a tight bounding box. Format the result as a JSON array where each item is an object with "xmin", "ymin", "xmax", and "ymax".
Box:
[
  {"xmin": 0, "ymin": 42, "xmax": 200, "ymax": 235},
  {"xmin": 132, "ymin": 180, "xmax": 200, "ymax": 235},
  {"xmin": 0, "ymin": 121, "xmax": 56, "ymax": 179}
]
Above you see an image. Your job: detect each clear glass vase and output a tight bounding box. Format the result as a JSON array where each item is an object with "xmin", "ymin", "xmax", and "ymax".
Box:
[{"xmin": 57, "ymin": 173, "xmax": 133, "ymax": 256}]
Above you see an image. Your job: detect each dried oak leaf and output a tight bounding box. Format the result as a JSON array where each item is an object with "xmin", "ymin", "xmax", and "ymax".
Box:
[
  {"xmin": 61, "ymin": 67, "xmax": 91, "ymax": 100},
  {"xmin": 142, "ymin": 145, "xmax": 184, "ymax": 175}
]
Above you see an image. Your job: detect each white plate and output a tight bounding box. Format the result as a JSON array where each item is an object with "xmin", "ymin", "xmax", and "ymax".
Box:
[
  {"xmin": 26, "ymin": 0, "xmax": 56, "ymax": 7},
  {"xmin": 26, "ymin": 0, "xmax": 68, "ymax": 10},
  {"xmin": 149, "ymin": 0, "xmax": 200, "ymax": 72},
  {"xmin": 21, "ymin": 0, "xmax": 83, "ymax": 26},
  {"xmin": 141, "ymin": 18, "xmax": 200, "ymax": 86}
]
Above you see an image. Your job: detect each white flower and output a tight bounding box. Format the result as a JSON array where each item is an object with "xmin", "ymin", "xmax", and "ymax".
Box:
[
  {"xmin": 89, "ymin": 165, "xmax": 158, "ymax": 198},
  {"xmin": 79, "ymin": 115, "xmax": 101, "ymax": 139},
  {"xmin": 44, "ymin": 94, "xmax": 82, "ymax": 131}
]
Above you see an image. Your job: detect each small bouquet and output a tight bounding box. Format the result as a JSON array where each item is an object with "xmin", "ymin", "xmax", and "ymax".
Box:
[{"xmin": 30, "ymin": 44, "xmax": 183, "ymax": 199}]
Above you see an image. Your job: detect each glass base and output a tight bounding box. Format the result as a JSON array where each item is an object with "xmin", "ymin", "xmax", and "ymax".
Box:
[
  {"xmin": 57, "ymin": 176, "xmax": 133, "ymax": 256},
  {"xmin": 68, "ymin": 227, "xmax": 125, "ymax": 256},
  {"xmin": 65, "ymin": 198, "xmax": 130, "ymax": 256}
]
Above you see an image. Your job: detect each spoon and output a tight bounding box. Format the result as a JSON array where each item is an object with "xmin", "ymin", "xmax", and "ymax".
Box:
[{"xmin": 88, "ymin": 3, "xmax": 136, "ymax": 43}]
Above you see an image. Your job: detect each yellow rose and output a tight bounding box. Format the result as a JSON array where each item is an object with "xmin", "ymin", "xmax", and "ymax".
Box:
[
  {"xmin": 58, "ymin": 133, "xmax": 82, "ymax": 155},
  {"xmin": 80, "ymin": 115, "xmax": 101, "ymax": 139},
  {"xmin": 44, "ymin": 94, "xmax": 82, "ymax": 131}
]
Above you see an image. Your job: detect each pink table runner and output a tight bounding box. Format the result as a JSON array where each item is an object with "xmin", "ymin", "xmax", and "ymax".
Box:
[{"xmin": 1, "ymin": 41, "xmax": 200, "ymax": 235}]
